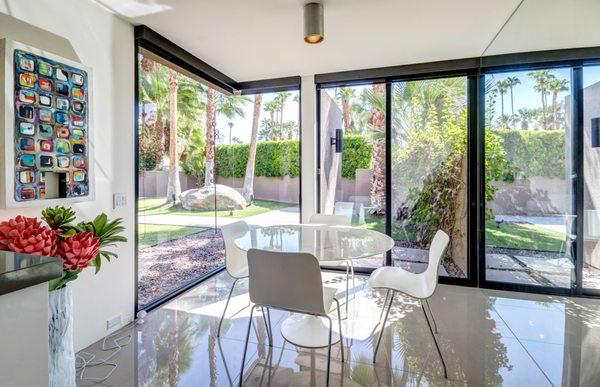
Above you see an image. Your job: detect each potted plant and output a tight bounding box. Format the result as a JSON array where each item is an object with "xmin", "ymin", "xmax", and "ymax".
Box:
[{"xmin": 0, "ymin": 206, "xmax": 127, "ymax": 387}]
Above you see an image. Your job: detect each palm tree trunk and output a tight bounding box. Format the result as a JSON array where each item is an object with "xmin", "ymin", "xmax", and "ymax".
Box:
[
  {"xmin": 370, "ymin": 84, "xmax": 386, "ymax": 213},
  {"xmin": 166, "ymin": 69, "xmax": 181, "ymax": 203},
  {"xmin": 168, "ymin": 312, "xmax": 180, "ymax": 387},
  {"xmin": 541, "ymin": 82, "xmax": 548, "ymax": 130},
  {"xmin": 509, "ymin": 88, "xmax": 515, "ymax": 129},
  {"xmin": 205, "ymin": 88, "xmax": 217, "ymax": 186},
  {"xmin": 242, "ymin": 94, "xmax": 262, "ymax": 202},
  {"xmin": 342, "ymin": 98, "xmax": 351, "ymax": 133},
  {"xmin": 208, "ymin": 320, "xmax": 218, "ymax": 387},
  {"xmin": 552, "ymin": 91, "xmax": 559, "ymax": 130}
]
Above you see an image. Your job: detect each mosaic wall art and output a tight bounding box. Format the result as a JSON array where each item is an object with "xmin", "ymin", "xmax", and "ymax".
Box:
[{"xmin": 12, "ymin": 48, "xmax": 90, "ymax": 202}]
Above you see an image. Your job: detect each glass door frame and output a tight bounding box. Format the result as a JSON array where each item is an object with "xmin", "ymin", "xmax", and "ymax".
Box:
[
  {"xmin": 315, "ymin": 48, "xmax": 600, "ymax": 297},
  {"xmin": 315, "ymin": 70, "xmax": 480, "ymax": 288}
]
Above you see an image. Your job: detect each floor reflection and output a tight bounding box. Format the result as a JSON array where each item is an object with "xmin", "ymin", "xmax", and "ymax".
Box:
[{"xmin": 77, "ymin": 271, "xmax": 600, "ymax": 386}]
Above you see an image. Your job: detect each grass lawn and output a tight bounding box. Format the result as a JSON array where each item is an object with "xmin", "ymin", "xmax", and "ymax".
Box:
[
  {"xmin": 138, "ymin": 197, "xmax": 292, "ymax": 218},
  {"xmin": 138, "ymin": 224, "xmax": 206, "ymax": 249},
  {"xmin": 485, "ymin": 220, "xmax": 564, "ymax": 252}
]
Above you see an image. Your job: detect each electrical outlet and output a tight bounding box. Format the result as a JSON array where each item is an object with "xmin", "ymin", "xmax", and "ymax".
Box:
[
  {"xmin": 113, "ymin": 193, "xmax": 127, "ymax": 209},
  {"xmin": 107, "ymin": 314, "xmax": 121, "ymax": 330}
]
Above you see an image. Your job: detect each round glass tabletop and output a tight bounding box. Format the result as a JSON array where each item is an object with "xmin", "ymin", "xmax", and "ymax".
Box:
[{"xmin": 234, "ymin": 224, "xmax": 394, "ymax": 262}]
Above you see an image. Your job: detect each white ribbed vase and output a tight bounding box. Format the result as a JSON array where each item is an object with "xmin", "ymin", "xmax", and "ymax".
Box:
[{"xmin": 48, "ymin": 286, "xmax": 76, "ymax": 387}]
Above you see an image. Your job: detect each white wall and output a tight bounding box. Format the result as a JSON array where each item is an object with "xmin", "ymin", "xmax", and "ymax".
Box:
[{"xmin": 0, "ymin": 0, "xmax": 135, "ymax": 351}]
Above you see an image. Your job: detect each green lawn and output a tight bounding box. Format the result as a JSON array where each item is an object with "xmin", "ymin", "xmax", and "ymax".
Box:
[
  {"xmin": 138, "ymin": 197, "xmax": 292, "ymax": 218},
  {"xmin": 485, "ymin": 220, "xmax": 564, "ymax": 252},
  {"xmin": 138, "ymin": 224, "xmax": 205, "ymax": 249}
]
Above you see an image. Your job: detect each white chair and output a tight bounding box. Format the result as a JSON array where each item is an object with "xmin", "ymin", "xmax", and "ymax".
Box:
[
  {"xmin": 368, "ymin": 230, "xmax": 450, "ymax": 378},
  {"xmin": 308, "ymin": 213, "xmax": 355, "ymax": 313},
  {"xmin": 218, "ymin": 220, "xmax": 250, "ymax": 337},
  {"xmin": 240, "ymin": 249, "xmax": 344, "ymax": 387}
]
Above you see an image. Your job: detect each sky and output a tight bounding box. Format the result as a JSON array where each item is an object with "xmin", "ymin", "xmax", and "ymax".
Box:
[{"xmin": 216, "ymin": 90, "xmax": 300, "ymax": 144}]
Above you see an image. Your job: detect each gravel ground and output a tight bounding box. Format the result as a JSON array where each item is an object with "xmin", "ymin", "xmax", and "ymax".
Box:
[{"xmin": 138, "ymin": 229, "xmax": 225, "ymax": 306}]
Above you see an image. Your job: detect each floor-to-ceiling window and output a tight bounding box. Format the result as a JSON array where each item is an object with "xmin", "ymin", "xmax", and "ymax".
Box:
[
  {"xmin": 136, "ymin": 47, "xmax": 300, "ymax": 309},
  {"xmin": 391, "ymin": 76, "xmax": 469, "ymax": 278},
  {"xmin": 582, "ymin": 65, "xmax": 600, "ymax": 292},
  {"xmin": 318, "ymin": 84, "xmax": 387, "ymax": 269},
  {"xmin": 483, "ymin": 67, "xmax": 576, "ymax": 289}
]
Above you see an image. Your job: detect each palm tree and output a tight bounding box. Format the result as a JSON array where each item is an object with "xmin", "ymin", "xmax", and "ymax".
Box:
[
  {"xmin": 547, "ymin": 77, "xmax": 569, "ymax": 130},
  {"xmin": 529, "ymin": 70, "xmax": 551, "ymax": 130},
  {"xmin": 496, "ymin": 80, "xmax": 508, "ymax": 128},
  {"xmin": 166, "ymin": 69, "xmax": 181, "ymax": 203},
  {"xmin": 242, "ymin": 93, "xmax": 262, "ymax": 202},
  {"xmin": 366, "ymin": 84, "xmax": 386, "ymax": 213},
  {"xmin": 139, "ymin": 59, "xmax": 169, "ymax": 163},
  {"xmin": 337, "ymin": 87, "xmax": 356, "ymax": 133},
  {"xmin": 204, "ymin": 88, "xmax": 217, "ymax": 186},
  {"xmin": 504, "ymin": 76, "xmax": 521, "ymax": 128},
  {"xmin": 517, "ymin": 108, "xmax": 536, "ymax": 130}
]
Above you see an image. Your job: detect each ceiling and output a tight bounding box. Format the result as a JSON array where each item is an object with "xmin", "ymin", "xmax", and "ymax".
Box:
[{"xmin": 93, "ymin": 0, "xmax": 595, "ymax": 82}]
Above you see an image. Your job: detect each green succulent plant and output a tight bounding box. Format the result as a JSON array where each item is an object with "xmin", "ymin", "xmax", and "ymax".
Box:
[{"xmin": 41, "ymin": 206, "xmax": 76, "ymax": 230}]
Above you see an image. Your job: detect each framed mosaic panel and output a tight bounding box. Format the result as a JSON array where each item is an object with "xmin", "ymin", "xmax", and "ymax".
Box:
[{"xmin": 0, "ymin": 39, "xmax": 94, "ymax": 208}]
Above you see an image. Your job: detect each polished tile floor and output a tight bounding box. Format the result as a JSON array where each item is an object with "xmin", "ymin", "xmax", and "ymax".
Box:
[{"xmin": 77, "ymin": 270, "xmax": 600, "ymax": 386}]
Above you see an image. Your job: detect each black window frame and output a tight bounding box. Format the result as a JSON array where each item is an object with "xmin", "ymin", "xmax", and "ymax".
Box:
[{"xmin": 315, "ymin": 47, "xmax": 600, "ymax": 297}]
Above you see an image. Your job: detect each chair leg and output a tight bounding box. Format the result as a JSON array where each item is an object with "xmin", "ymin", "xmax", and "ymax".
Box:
[
  {"xmin": 218, "ymin": 278, "xmax": 239, "ymax": 338},
  {"xmin": 239, "ymin": 305, "xmax": 255, "ymax": 387},
  {"xmin": 421, "ymin": 301, "xmax": 447, "ymax": 379},
  {"xmin": 325, "ymin": 316, "xmax": 333, "ymax": 387},
  {"xmin": 349, "ymin": 260, "xmax": 355, "ymax": 299},
  {"xmin": 378, "ymin": 289, "xmax": 391, "ymax": 324},
  {"xmin": 373, "ymin": 290, "xmax": 394, "ymax": 363},
  {"xmin": 424, "ymin": 298, "xmax": 438, "ymax": 334},
  {"xmin": 345, "ymin": 261, "xmax": 350, "ymax": 314},
  {"xmin": 334, "ymin": 298, "xmax": 344, "ymax": 363},
  {"xmin": 266, "ymin": 307, "xmax": 273, "ymax": 347},
  {"xmin": 261, "ymin": 307, "xmax": 273, "ymax": 347}
]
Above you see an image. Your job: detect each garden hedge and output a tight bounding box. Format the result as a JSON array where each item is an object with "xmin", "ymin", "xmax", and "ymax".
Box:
[
  {"xmin": 496, "ymin": 129, "xmax": 565, "ymax": 179},
  {"xmin": 216, "ymin": 140, "xmax": 300, "ymax": 178},
  {"xmin": 209, "ymin": 130, "xmax": 564, "ymax": 180}
]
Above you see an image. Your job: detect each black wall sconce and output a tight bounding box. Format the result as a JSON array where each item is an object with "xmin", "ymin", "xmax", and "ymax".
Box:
[
  {"xmin": 330, "ymin": 128, "xmax": 343, "ymax": 153},
  {"xmin": 592, "ymin": 117, "xmax": 600, "ymax": 148}
]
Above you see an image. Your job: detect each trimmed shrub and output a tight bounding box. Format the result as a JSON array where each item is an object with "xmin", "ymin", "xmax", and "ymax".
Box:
[
  {"xmin": 216, "ymin": 140, "xmax": 300, "ymax": 178},
  {"xmin": 341, "ymin": 135, "xmax": 372, "ymax": 179},
  {"xmin": 496, "ymin": 129, "xmax": 565, "ymax": 179}
]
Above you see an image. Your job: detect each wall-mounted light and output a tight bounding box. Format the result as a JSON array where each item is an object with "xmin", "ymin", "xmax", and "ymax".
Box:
[
  {"xmin": 330, "ymin": 128, "xmax": 343, "ymax": 153},
  {"xmin": 304, "ymin": 2, "xmax": 324, "ymax": 44}
]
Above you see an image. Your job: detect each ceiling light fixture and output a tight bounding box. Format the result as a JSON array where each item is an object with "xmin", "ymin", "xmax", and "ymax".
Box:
[{"xmin": 304, "ymin": 2, "xmax": 324, "ymax": 44}]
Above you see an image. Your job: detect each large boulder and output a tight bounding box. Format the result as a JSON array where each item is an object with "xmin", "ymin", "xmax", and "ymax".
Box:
[{"xmin": 180, "ymin": 184, "xmax": 247, "ymax": 211}]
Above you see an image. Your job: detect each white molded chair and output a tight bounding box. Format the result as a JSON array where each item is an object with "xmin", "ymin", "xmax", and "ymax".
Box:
[
  {"xmin": 308, "ymin": 213, "xmax": 355, "ymax": 313},
  {"xmin": 218, "ymin": 220, "xmax": 250, "ymax": 337},
  {"xmin": 240, "ymin": 249, "xmax": 344, "ymax": 387},
  {"xmin": 368, "ymin": 230, "xmax": 450, "ymax": 378}
]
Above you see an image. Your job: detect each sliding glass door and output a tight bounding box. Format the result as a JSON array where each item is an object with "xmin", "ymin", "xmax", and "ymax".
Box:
[
  {"xmin": 482, "ymin": 67, "xmax": 576, "ymax": 289},
  {"xmin": 391, "ymin": 76, "xmax": 469, "ymax": 278},
  {"xmin": 318, "ymin": 84, "xmax": 387, "ymax": 269}
]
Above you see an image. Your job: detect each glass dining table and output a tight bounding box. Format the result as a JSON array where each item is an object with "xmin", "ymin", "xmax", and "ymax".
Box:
[{"xmin": 234, "ymin": 223, "xmax": 394, "ymax": 348}]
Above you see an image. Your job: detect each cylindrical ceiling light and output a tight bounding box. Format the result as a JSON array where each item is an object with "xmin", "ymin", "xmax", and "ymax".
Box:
[{"xmin": 304, "ymin": 2, "xmax": 324, "ymax": 44}]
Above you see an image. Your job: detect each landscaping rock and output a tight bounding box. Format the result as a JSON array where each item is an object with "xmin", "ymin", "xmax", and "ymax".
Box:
[{"xmin": 180, "ymin": 184, "xmax": 247, "ymax": 211}]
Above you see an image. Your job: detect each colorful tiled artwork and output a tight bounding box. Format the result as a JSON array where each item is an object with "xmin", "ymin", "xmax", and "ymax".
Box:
[{"xmin": 13, "ymin": 49, "xmax": 89, "ymax": 201}]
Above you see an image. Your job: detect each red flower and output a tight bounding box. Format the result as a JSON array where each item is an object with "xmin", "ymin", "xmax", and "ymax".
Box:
[
  {"xmin": 0, "ymin": 216, "xmax": 57, "ymax": 256},
  {"xmin": 57, "ymin": 231, "xmax": 100, "ymax": 270}
]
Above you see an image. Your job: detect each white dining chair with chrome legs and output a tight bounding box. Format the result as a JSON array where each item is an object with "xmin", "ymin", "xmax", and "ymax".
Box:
[
  {"xmin": 308, "ymin": 213, "xmax": 355, "ymax": 314},
  {"xmin": 368, "ymin": 230, "xmax": 450, "ymax": 379},
  {"xmin": 239, "ymin": 249, "xmax": 345, "ymax": 387},
  {"xmin": 218, "ymin": 221, "xmax": 251, "ymax": 338}
]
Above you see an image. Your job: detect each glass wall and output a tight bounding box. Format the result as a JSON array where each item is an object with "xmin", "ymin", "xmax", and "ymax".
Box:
[
  {"xmin": 582, "ymin": 66, "xmax": 600, "ymax": 291},
  {"xmin": 319, "ymin": 84, "xmax": 386, "ymax": 269},
  {"xmin": 391, "ymin": 77, "xmax": 468, "ymax": 277},
  {"xmin": 137, "ymin": 49, "xmax": 300, "ymax": 308},
  {"xmin": 483, "ymin": 68, "xmax": 575, "ymax": 288}
]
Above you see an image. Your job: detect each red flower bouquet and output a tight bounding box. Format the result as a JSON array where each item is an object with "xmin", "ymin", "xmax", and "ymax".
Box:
[{"xmin": 0, "ymin": 206, "xmax": 126, "ymax": 291}]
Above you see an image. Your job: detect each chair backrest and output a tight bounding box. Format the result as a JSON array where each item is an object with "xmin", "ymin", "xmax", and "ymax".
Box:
[
  {"xmin": 333, "ymin": 202, "xmax": 354, "ymax": 222},
  {"xmin": 308, "ymin": 213, "xmax": 351, "ymax": 226},
  {"xmin": 423, "ymin": 230, "xmax": 450, "ymax": 297},
  {"xmin": 220, "ymin": 221, "xmax": 250, "ymax": 278},
  {"xmin": 247, "ymin": 249, "xmax": 327, "ymax": 315}
]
